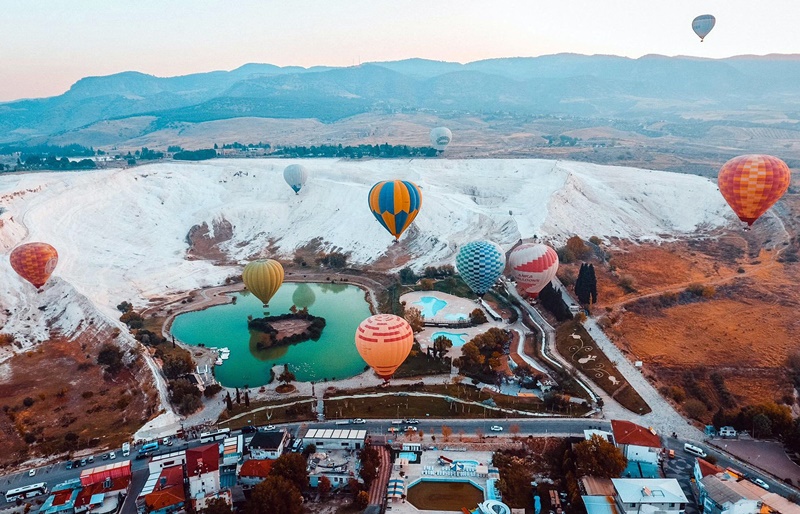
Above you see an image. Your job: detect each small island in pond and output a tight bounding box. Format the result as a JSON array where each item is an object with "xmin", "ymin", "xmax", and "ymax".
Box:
[{"xmin": 248, "ymin": 308, "xmax": 327, "ymax": 349}]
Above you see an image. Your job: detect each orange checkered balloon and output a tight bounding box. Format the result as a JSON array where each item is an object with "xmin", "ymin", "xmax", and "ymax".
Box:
[
  {"xmin": 718, "ymin": 155, "xmax": 791, "ymax": 226},
  {"xmin": 10, "ymin": 242, "xmax": 59, "ymax": 289}
]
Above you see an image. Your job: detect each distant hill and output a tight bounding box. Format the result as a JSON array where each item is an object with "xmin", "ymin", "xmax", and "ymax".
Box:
[{"xmin": 2, "ymin": 54, "xmax": 800, "ymax": 145}]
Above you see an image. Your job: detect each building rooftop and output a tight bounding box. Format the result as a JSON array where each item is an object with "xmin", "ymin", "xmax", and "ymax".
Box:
[
  {"xmin": 303, "ymin": 428, "xmax": 368, "ymax": 441},
  {"xmin": 695, "ymin": 458, "xmax": 724, "ymax": 478},
  {"xmin": 143, "ymin": 466, "xmax": 186, "ymax": 512},
  {"xmin": 610, "ymin": 420, "xmax": 661, "ymax": 449},
  {"xmin": 79, "ymin": 460, "xmax": 132, "ymax": 487},
  {"xmin": 308, "ymin": 450, "xmax": 359, "ymax": 478},
  {"xmin": 239, "ymin": 459, "xmax": 274, "ymax": 478},
  {"xmin": 581, "ymin": 477, "xmax": 616, "ymax": 497},
  {"xmin": 700, "ymin": 474, "xmax": 762, "ymax": 506},
  {"xmin": 249, "ymin": 431, "xmax": 287, "ymax": 450},
  {"xmin": 582, "ymin": 495, "xmax": 620, "ymax": 514},
  {"xmin": 186, "ymin": 443, "xmax": 220, "ymax": 476},
  {"xmin": 74, "ymin": 476, "xmax": 131, "ymax": 509},
  {"xmin": 612, "ymin": 478, "xmax": 688, "ymax": 504}
]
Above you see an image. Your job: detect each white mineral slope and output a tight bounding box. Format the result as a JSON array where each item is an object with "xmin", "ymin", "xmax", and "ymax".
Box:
[{"xmin": 0, "ymin": 158, "xmax": 732, "ymax": 344}]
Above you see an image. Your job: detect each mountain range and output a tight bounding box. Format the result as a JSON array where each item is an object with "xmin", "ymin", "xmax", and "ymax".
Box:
[{"xmin": 2, "ymin": 53, "xmax": 800, "ymax": 146}]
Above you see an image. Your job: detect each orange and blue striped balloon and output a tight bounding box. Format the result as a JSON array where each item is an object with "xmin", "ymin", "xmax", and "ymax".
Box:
[{"xmin": 368, "ymin": 180, "xmax": 422, "ymax": 241}]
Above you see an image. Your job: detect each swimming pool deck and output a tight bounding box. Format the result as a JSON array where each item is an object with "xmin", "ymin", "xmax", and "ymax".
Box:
[{"xmin": 388, "ymin": 449, "xmax": 498, "ymax": 514}]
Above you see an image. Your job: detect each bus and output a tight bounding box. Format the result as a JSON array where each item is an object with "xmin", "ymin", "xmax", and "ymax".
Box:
[
  {"xmin": 139, "ymin": 441, "xmax": 159, "ymax": 454},
  {"xmin": 199, "ymin": 428, "xmax": 230, "ymax": 444},
  {"xmin": 6, "ymin": 483, "xmax": 48, "ymax": 503}
]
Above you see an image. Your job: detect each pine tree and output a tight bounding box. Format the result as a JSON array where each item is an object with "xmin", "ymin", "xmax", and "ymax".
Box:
[
  {"xmin": 588, "ymin": 264, "xmax": 598, "ymax": 304},
  {"xmin": 575, "ymin": 263, "xmax": 590, "ymax": 304}
]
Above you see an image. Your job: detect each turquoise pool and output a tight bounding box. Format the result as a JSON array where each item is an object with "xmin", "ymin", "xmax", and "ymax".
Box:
[
  {"xmin": 413, "ymin": 296, "xmax": 447, "ymax": 318},
  {"xmin": 171, "ymin": 283, "xmax": 370, "ymax": 387},
  {"xmin": 431, "ymin": 331, "xmax": 469, "ymax": 347}
]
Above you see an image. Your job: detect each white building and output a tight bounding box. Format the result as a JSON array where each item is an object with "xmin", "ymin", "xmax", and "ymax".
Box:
[
  {"xmin": 611, "ymin": 420, "xmax": 661, "ymax": 465},
  {"xmin": 300, "ymin": 428, "xmax": 367, "ymax": 451},
  {"xmin": 611, "ymin": 478, "xmax": 688, "ymax": 514},
  {"xmin": 698, "ymin": 474, "xmax": 762, "ymax": 514}
]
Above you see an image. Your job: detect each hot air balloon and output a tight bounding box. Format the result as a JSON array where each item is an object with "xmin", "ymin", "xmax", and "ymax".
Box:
[
  {"xmin": 283, "ymin": 164, "xmax": 308, "ymax": 194},
  {"xmin": 10, "ymin": 242, "xmax": 58, "ymax": 289},
  {"xmin": 368, "ymin": 180, "xmax": 422, "ymax": 241},
  {"xmin": 718, "ymin": 154, "xmax": 791, "ymax": 226},
  {"xmin": 430, "ymin": 127, "xmax": 452, "ymax": 151},
  {"xmin": 242, "ymin": 259, "xmax": 284, "ymax": 306},
  {"xmin": 455, "ymin": 241, "xmax": 506, "ymax": 297},
  {"xmin": 354, "ymin": 314, "xmax": 414, "ymax": 381},
  {"xmin": 508, "ymin": 244, "xmax": 559, "ymax": 298},
  {"xmin": 692, "ymin": 14, "xmax": 716, "ymax": 42}
]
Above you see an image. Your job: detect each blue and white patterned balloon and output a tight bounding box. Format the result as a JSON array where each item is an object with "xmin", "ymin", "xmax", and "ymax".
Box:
[{"xmin": 455, "ymin": 240, "xmax": 506, "ymax": 297}]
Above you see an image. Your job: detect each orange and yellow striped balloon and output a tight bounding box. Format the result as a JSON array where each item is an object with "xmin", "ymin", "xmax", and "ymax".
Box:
[
  {"xmin": 10, "ymin": 242, "xmax": 59, "ymax": 289},
  {"xmin": 718, "ymin": 155, "xmax": 791, "ymax": 226},
  {"xmin": 354, "ymin": 314, "xmax": 414, "ymax": 380}
]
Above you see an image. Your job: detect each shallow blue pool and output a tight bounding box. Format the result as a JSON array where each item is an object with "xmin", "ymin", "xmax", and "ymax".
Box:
[
  {"xmin": 431, "ymin": 331, "xmax": 469, "ymax": 347},
  {"xmin": 398, "ymin": 451, "xmax": 417, "ymax": 461},
  {"xmin": 413, "ymin": 296, "xmax": 448, "ymax": 318}
]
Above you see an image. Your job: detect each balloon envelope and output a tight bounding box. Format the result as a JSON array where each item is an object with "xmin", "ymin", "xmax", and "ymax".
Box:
[
  {"xmin": 455, "ymin": 240, "xmax": 506, "ymax": 296},
  {"xmin": 10, "ymin": 242, "xmax": 58, "ymax": 289},
  {"xmin": 718, "ymin": 154, "xmax": 791, "ymax": 226},
  {"xmin": 368, "ymin": 180, "xmax": 422, "ymax": 240},
  {"xmin": 242, "ymin": 259, "xmax": 284, "ymax": 305},
  {"xmin": 692, "ymin": 14, "xmax": 715, "ymax": 41},
  {"xmin": 430, "ymin": 127, "xmax": 452, "ymax": 151},
  {"xmin": 509, "ymin": 244, "xmax": 559, "ymax": 298},
  {"xmin": 355, "ymin": 314, "xmax": 414, "ymax": 380},
  {"xmin": 283, "ymin": 164, "xmax": 308, "ymax": 194}
]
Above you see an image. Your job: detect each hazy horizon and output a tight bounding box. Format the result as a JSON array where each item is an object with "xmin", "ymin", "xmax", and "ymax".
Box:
[{"xmin": 3, "ymin": 0, "xmax": 800, "ymax": 102}]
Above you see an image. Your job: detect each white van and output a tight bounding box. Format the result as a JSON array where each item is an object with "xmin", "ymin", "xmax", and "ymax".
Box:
[
  {"xmin": 719, "ymin": 426, "xmax": 737, "ymax": 438},
  {"xmin": 684, "ymin": 443, "xmax": 707, "ymax": 458}
]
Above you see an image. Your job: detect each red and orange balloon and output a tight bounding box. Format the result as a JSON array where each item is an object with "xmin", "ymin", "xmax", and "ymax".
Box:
[
  {"xmin": 354, "ymin": 314, "xmax": 414, "ymax": 381},
  {"xmin": 718, "ymin": 155, "xmax": 791, "ymax": 226},
  {"xmin": 10, "ymin": 242, "xmax": 59, "ymax": 289}
]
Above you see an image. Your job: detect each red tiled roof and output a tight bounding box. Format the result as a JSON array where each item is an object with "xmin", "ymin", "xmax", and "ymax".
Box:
[
  {"xmin": 159, "ymin": 465, "xmax": 185, "ymax": 487},
  {"xmin": 239, "ymin": 459, "xmax": 274, "ymax": 478},
  {"xmin": 75, "ymin": 476, "xmax": 132, "ymax": 508},
  {"xmin": 696, "ymin": 458, "xmax": 724, "ymax": 478},
  {"xmin": 611, "ymin": 420, "xmax": 661, "ymax": 448},
  {"xmin": 51, "ymin": 489, "xmax": 74, "ymax": 506},
  {"xmin": 186, "ymin": 443, "xmax": 220, "ymax": 477},
  {"xmin": 145, "ymin": 487, "xmax": 185, "ymax": 511}
]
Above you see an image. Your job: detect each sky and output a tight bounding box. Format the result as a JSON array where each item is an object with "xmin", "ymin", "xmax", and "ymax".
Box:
[{"xmin": 2, "ymin": 0, "xmax": 799, "ymax": 102}]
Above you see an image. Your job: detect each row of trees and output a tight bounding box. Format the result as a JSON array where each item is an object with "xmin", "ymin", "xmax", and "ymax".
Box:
[
  {"xmin": 18, "ymin": 155, "xmax": 96, "ymax": 170},
  {"xmin": 456, "ymin": 328, "xmax": 511, "ymax": 380},
  {"xmin": 273, "ymin": 143, "xmax": 440, "ymax": 159},
  {"xmin": 399, "ymin": 265, "xmax": 455, "ymax": 284}
]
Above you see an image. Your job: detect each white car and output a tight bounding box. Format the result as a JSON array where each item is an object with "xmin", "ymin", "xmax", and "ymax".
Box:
[
  {"xmin": 490, "ymin": 426, "xmax": 503, "ymax": 432},
  {"xmin": 109, "ymin": 451, "xmax": 116, "ymax": 460},
  {"xmin": 403, "ymin": 419, "xmax": 419, "ymax": 424},
  {"xmin": 28, "ymin": 469, "xmax": 35, "ymax": 477},
  {"xmin": 353, "ymin": 418, "xmax": 366, "ymax": 424},
  {"xmin": 265, "ymin": 425, "xmax": 275, "ymax": 431},
  {"xmin": 752, "ymin": 478, "xmax": 770, "ymax": 490},
  {"xmin": 405, "ymin": 426, "xmax": 418, "ymax": 432}
]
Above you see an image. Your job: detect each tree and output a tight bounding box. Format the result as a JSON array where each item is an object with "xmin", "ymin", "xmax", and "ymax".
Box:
[
  {"xmin": 354, "ymin": 490, "xmax": 370, "ymax": 510},
  {"xmin": 202, "ymin": 497, "xmax": 232, "ymax": 514},
  {"xmin": 244, "ymin": 390, "xmax": 250, "ymax": 408},
  {"xmin": 278, "ymin": 365, "xmax": 296, "ymax": 385},
  {"xmin": 302, "ymin": 443, "xmax": 317, "ymax": 457},
  {"xmin": 495, "ymin": 457, "xmax": 534, "ymax": 508},
  {"xmin": 359, "ymin": 446, "xmax": 380, "ymax": 487},
  {"xmin": 469, "ymin": 308, "xmax": 488, "ymax": 325},
  {"xmin": 752, "ymin": 413, "xmax": 772, "ymax": 439},
  {"xmin": 399, "ymin": 267, "xmax": 417, "ymax": 284},
  {"xmin": 509, "ymin": 424, "xmax": 520, "ymax": 441},
  {"xmin": 225, "ymin": 392, "xmax": 233, "ymax": 411},
  {"xmin": 245, "ymin": 476, "xmax": 303, "ymax": 514},
  {"xmin": 432, "ymin": 336, "xmax": 453, "ymax": 360},
  {"xmin": 318, "ymin": 476, "xmax": 332, "ymax": 498},
  {"xmin": 97, "ymin": 344, "xmax": 124, "ymax": 374},
  {"xmin": 236, "ymin": 388, "xmax": 241, "ymax": 404},
  {"xmin": 404, "ymin": 307, "xmax": 425, "ymax": 333},
  {"xmin": 475, "ymin": 427, "xmax": 484, "ymax": 440},
  {"xmin": 573, "ymin": 435, "xmax": 627, "ymax": 478},
  {"xmin": 566, "ymin": 236, "xmax": 592, "ymax": 260},
  {"xmin": 420, "ymin": 278, "xmax": 435, "ymax": 291},
  {"xmin": 441, "ymin": 425, "xmax": 453, "ymax": 441},
  {"xmin": 162, "ymin": 353, "xmax": 193, "ymax": 379},
  {"xmin": 270, "ymin": 453, "xmax": 309, "ymax": 492}
]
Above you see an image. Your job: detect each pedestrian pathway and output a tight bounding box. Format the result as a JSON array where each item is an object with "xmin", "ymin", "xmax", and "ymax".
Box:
[{"xmin": 368, "ymin": 446, "xmax": 391, "ymax": 506}]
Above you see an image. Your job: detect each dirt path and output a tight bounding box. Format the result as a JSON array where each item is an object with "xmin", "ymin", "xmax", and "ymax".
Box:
[{"xmin": 368, "ymin": 446, "xmax": 391, "ymax": 506}]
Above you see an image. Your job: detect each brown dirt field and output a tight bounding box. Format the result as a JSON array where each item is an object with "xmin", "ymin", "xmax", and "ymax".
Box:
[{"xmin": 0, "ymin": 332, "xmax": 158, "ymax": 467}]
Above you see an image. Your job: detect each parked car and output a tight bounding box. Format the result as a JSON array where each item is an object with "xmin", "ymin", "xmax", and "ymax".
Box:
[
  {"xmin": 163, "ymin": 436, "xmax": 173, "ymax": 446},
  {"xmin": 265, "ymin": 425, "xmax": 275, "ymax": 431},
  {"xmin": 102, "ymin": 453, "xmax": 109, "ymax": 460},
  {"xmin": 65, "ymin": 461, "xmax": 73, "ymax": 470},
  {"xmin": 241, "ymin": 426, "xmax": 257, "ymax": 434},
  {"xmin": 490, "ymin": 426, "xmax": 503, "ymax": 432},
  {"xmin": 28, "ymin": 469, "xmax": 35, "ymax": 477},
  {"xmin": 404, "ymin": 426, "xmax": 418, "ymax": 432},
  {"xmin": 73, "ymin": 460, "xmax": 81, "ymax": 468},
  {"xmin": 387, "ymin": 427, "xmax": 399, "ymax": 433},
  {"xmin": 109, "ymin": 451, "xmax": 116, "ymax": 460},
  {"xmin": 668, "ymin": 449, "xmax": 675, "ymax": 459},
  {"xmin": 87, "ymin": 456, "xmax": 94, "ymax": 463},
  {"xmin": 751, "ymin": 478, "xmax": 770, "ymax": 490},
  {"xmin": 403, "ymin": 419, "xmax": 419, "ymax": 424},
  {"xmin": 80, "ymin": 458, "xmax": 87, "ymax": 467},
  {"xmin": 353, "ymin": 418, "xmax": 366, "ymax": 424}
]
